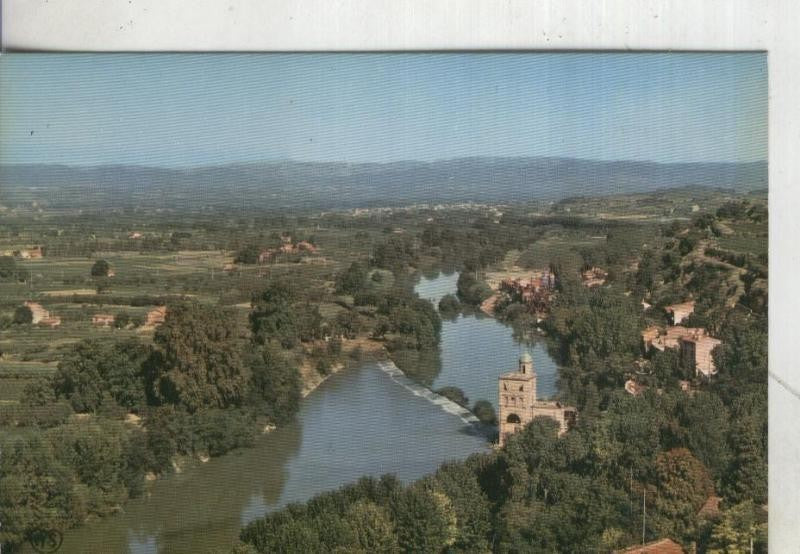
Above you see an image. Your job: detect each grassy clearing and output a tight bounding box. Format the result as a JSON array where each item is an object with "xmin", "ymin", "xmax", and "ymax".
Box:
[
  {"xmin": 0, "ymin": 360, "xmax": 58, "ymax": 376},
  {"xmin": 717, "ymin": 221, "xmax": 768, "ymax": 257},
  {"xmin": 318, "ymin": 302, "xmax": 348, "ymax": 319},
  {"xmin": 0, "ymin": 378, "xmax": 33, "ymax": 402},
  {"xmin": 517, "ymin": 233, "xmax": 601, "ymax": 270},
  {"xmin": 41, "ymin": 288, "xmax": 98, "ymax": 296},
  {"xmin": 0, "ymin": 360, "xmax": 57, "ymax": 402}
]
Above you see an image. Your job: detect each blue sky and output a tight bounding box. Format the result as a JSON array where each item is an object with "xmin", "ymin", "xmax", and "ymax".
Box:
[{"xmin": 0, "ymin": 53, "xmax": 766, "ymax": 167}]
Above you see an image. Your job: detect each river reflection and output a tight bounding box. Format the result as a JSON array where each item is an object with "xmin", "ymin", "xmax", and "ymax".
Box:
[
  {"xmin": 415, "ymin": 271, "xmax": 561, "ymax": 410},
  {"xmin": 57, "ymin": 363, "xmax": 489, "ymax": 554}
]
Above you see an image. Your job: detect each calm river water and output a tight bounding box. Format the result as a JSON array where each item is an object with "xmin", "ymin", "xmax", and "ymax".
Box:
[
  {"xmin": 415, "ymin": 271, "xmax": 560, "ymax": 406},
  {"xmin": 55, "ymin": 272, "xmax": 560, "ymax": 553}
]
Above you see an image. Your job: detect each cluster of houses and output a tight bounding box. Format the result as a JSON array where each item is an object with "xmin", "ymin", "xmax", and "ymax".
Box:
[
  {"xmin": 642, "ymin": 300, "xmax": 722, "ymax": 378},
  {"xmin": 626, "ymin": 299, "xmax": 723, "ymax": 398},
  {"xmin": 21, "ymin": 301, "xmax": 168, "ymax": 330},
  {"xmin": 2, "ymin": 246, "xmax": 44, "ymax": 259},
  {"xmin": 257, "ymin": 238, "xmax": 317, "ymax": 263},
  {"xmin": 581, "ymin": 266, "xmax": 608, "ymax": 287},
  {"xmin": 224, "ymin": 237, "xmax": 318, "ymax": 272},
  {"xmin": 499, "ymin": 269, "xmax": 556, "ymax": 298},
  {"xmin": 484, "ymin": 269, "xmax": 556, "ymax": 316},
  {"xmin": 642, "ymin": 324, "xmax": 722, "ymax": 378},
  {"xmin": 92, "ymin": 306, "xmax": 167, "ymax": 328}
]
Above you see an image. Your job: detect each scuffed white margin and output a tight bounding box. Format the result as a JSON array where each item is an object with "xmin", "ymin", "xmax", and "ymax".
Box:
[{"xmin": 1, "ymin": 1, "xmax": 796, "ymax": 548}]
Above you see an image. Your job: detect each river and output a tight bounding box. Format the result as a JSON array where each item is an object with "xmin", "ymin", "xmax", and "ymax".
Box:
[
  {"xmin": 415, "ymin": 270, "xmax": 560, "ymax": 407},
  {"xmin": 55, "ymin": 271, "xmax": 560, "ymax": 553}
]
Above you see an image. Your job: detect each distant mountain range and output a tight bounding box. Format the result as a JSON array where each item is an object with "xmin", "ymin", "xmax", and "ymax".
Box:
[{"xmin": 0, "ymin": 157, "xmax": 767, "ymax": 211}]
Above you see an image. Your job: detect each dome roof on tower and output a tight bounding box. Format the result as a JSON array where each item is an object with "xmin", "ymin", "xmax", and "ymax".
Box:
[{"xmin": 520, "ymin": 351, "xmax": 533, "ymax": 364}]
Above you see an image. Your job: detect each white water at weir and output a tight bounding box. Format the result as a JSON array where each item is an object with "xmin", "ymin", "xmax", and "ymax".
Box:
[{"xmin": 376, "ymin": 360, "xmax": 480, "ymax": 425}]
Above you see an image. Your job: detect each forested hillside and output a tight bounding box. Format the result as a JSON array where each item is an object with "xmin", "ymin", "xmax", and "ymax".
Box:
[{"xmin": 0, "ymin": 157, "xmax": 766, "ymax": 211}]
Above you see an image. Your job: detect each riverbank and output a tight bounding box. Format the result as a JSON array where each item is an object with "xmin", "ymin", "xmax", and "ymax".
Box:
[
  {"xmin": 55, "ymin": 360, "xmax": 492, "ymax": 554},
  {"xmin": 298, "ymin": 336, "xmax": 387, "ymax": 397},
  {"xmin": 149, "ymin": 335, "xmax": 389, "ymax": 481}
]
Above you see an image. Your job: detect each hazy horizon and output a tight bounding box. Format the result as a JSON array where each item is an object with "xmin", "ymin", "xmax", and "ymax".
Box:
[{"xmin": 0, "ymin": 154, "xmax": 768, "ymax": 171}]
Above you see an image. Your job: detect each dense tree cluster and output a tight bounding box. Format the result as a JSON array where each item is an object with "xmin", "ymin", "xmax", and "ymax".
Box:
[
  {"xmin": 419, "ymin": 218, "xmax": 533, "ymax": 270},
  {"xmin": 437, "ymin": 294, "xmax": 461, "ymax": 317},
  {"xmin": 0, "ymin": 255, "xmax": 17, "ymax": 280},
  {"xmin": 240, "ymin": 465, "xmax": 490, "ymax": 554},
  {"xmin": 355, "ymin": 285, "xmax": 445, "ymax": 384},
  {"xmin": 12, "ymin": 305, "xmax": 33, "ymax": 325},
  {"xmin": 52, "ymin": 338, "xmax": 151, "ymax": 413},
  {"xmin": 335, "ymin": 261, "xmax": 369, "ymax": 295},
  {"xmin": 146, "ymin": 302, "xmax": 251, "ymax": 411},
  {"xmin": 250, "ymin": 280, "xmax": 325, "ymax": 348},
  {"xmin": 90, "ymin": 259, "xmax": 111, "ymax": 277},
  {"xmin": 716, "ymin": 199, "xmax": 767, "ymax": 222},
  {"xmin": 544, "ymin": 285, "xmax": 644, "ymax": 403},
  {"xmin": 456, "ymin": 272, "xmax": 492, "ymax": 306},
  {"xmin": 0, "ymin": 298, "xmax": 304, "ymax": 549},
  {"xmin": 234, "ymin": 244, "xmax": 262, "ymax": 265},
  {"xmin": 373, "ymin": 236, "xmax": 419, "ymax": 271}
]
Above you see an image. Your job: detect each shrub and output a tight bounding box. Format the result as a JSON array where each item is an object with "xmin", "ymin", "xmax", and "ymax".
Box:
[
  {"xmin": 90, "ymin": 259, "xmax": 111, "ymax": 277},
  {"xmin": 13, "ymin": 306, "xmax": 33, "ymax": 325},
  {"xmin": 438, "ymin": 294, "xmax": 461, "ymax": 316},
  {"xmin": 0, "ymin": 255, "xmax": 16, "ymax": 280},
  {"xmin": 435, "ymin": 386, "xmax": 469, "ymax": 409},
  {"xmin": 113, "ymin": 311, "xmax": 131, "ymax": 329},
  {"xmin": 472, "ymin": 400, "xmax": 497, "ymax": 426},
  {"xmin": 316, "ymin": 358, "xmax": 332, "ymax": 376}
]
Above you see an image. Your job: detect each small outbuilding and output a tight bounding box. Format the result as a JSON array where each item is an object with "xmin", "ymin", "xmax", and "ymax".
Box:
[
  {"xmin": 92, "ymin": 314, "xmax": 116, "ymax": 327},
  {"xmin": 23, "ymin": 301, "xmax": 50, "ymax": 324}
]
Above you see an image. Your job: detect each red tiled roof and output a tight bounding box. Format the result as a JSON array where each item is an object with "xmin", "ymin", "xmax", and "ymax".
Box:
[
  {"xmin": 617, "ymin": 538, "xmax": 685, "ymax": 554},
  {"xmin": 665, "ymin": 300, "xmax": 696, "ymax": 313},
  {"xmin": 697, "ymin": 495, "xmax": 722, "ymax": 518}
]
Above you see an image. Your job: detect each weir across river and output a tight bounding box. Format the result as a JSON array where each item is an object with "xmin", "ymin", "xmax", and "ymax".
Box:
[{"xmin": 375, "ymin": 360, "xmax": 480, "ymax": 425}]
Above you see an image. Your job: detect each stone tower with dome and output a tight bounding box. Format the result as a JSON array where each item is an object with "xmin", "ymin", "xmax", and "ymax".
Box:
[{"xmin": 498, "ymin": 350, "xmax": 577, "ymax": 446}]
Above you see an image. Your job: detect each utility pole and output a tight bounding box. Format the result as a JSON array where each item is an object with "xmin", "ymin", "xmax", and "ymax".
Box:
[
  {"xmin": 630, "ymin": 467, "xmax": 633, "ymax": 522},
  {"xmin": 642, "ymin": 489, "xmax": 647, "ymax": 546}
]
